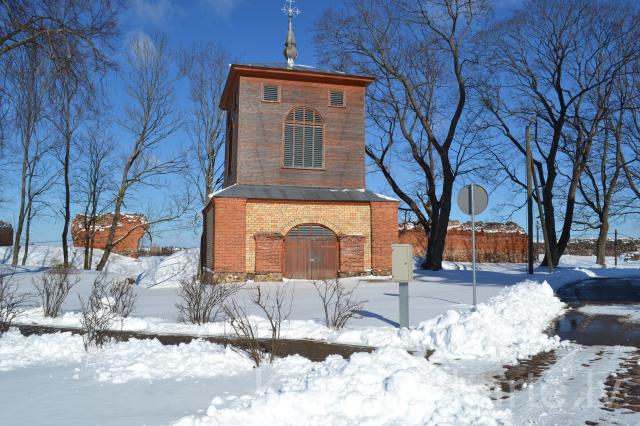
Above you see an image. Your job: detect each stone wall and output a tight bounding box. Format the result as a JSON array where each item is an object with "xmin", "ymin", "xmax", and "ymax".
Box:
[
  {"xmin": 0, "ymin": 221, "xmax": 12, "ymax": 247},
  {"xmin": 399, "ymin": 221, "xmax": 527, "ymax": 263},
  {"xmin": 72, "ymin": 214, "xmax": 148, "ymax": 258}
]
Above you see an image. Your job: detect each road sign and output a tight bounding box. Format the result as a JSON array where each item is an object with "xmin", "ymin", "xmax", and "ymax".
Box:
[
  {"xmin": 457, "ymin": 184, "xmax": 488, "ymax": 215},
  {"xmin": 457, "ymin": 184, "xmax": 489, "ymax": 311}
]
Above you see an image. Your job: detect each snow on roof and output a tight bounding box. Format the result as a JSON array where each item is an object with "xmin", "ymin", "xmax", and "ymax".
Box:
[{"xmin": 0, "ymin": 221, "xmax": 12, "ymax": 231}]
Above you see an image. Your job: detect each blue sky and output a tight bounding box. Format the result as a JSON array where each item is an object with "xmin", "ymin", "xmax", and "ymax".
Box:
[{"xmin": 3, "ymin": 0, "xmax": 631, "ymax": 248}]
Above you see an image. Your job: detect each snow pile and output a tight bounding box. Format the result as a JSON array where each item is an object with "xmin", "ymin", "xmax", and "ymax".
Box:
[
  {"xmin": 411, "ymin": 281, "xmax": 565, "ymax": 362},
  {"xmin": 0, "ymin": 330, "xmax": 253, "ymax": 383},
  {"xmin": 91, "ymin": 338, "xmax": 253, "ymax": 384},
  {"xmin": 578, "ymin": 304, "xmax": 640, "ymax": 323},
  {"xmin": 173, "ymin": 347, "xmax": 511, "ymax": 426},
  {"xmin": 0, "ymin": 331, "xmax": 83, "ymax": 371},
  {"xmin": 136, "ymin": 249, "xmax": 199, "ymax": 288}
]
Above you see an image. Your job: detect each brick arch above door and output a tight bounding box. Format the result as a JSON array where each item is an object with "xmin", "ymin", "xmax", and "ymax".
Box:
[{"xmin": 244, "ymin": 200, "xmax": 373, "ymax": 273}]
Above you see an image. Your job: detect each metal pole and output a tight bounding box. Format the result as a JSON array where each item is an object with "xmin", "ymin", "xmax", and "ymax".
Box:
[
  {"xmin": 470, "ymin": 184, "xmax": 477, "ymax": 310},
  {"xmin": 399, "ymin": 281, "xmax": 409, "ymax": 328},
  {"xmin": 526, "ymin": 126, "xmax": 534, "ymax": 274},
  {"xmin": 614, "ymin": 229, "xmax": 618, "ymax": 266}
]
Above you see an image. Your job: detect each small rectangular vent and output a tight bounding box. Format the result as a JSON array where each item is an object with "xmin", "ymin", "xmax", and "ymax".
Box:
[
  {"xmin": 262, "ymin": 85, "xmax": 280, "ymax": 102},
  {"xmin": 329, "ymin": 90, "xmax": 345, "ymax": 107}
]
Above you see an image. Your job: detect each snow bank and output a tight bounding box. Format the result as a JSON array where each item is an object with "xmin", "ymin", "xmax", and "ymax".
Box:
[
  {"xmin": 173, "ymin": 347, "xmax": 511, "ymax": 426},
  {"xmin": 136, "ymin": 249, "xmax": 199, "ymax": 288},
  {"xmin": 0, "ymin": 330, "xmax": 83, "ymax": 371},
  {"xmin": 0, "ymin": 330, "xmax": 253, "ymax": 383},
  {"xmin": 0, "ymin": 245, "xmax": 200, "ymax": 287},
  {"xmin": 411, "ymin": 281, "xmax": 565, "ymax": 362}
]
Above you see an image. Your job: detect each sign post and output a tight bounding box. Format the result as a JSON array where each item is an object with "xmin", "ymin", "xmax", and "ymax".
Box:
[
  {"xmin": 457, "ymin": 184, "xmax": 489, "ymax": 310},
  {"xmin": 392, "ymin": 244, "xmax": 413, "ymax": 328}
]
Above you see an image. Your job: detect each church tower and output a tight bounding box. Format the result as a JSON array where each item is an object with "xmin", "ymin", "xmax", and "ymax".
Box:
[{"xmin": 202, "ymin": 1, "xmax": 398, "ymax": 281}]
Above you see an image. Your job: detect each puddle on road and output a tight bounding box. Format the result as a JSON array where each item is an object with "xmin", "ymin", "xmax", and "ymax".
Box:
[{"xmin": 551, "ymin": 277, "xmax": 640, "ymax": 347}]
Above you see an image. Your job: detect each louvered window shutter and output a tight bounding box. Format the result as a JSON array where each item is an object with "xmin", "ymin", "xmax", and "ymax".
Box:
[
  {"xmin": 329, "ymin": 90, "xmax": 345, "ymax": 107},
  {"xmin": 262, "ymin": 85, "xmax": 280, "ymax": 102},
  {"xmin": 283, "ymin": 106, "xmax": 324, "ymax": 169}
]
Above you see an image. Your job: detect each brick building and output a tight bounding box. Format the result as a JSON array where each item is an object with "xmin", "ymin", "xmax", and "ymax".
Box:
[
  {"xmin": 0, "ymin": 221, "xmax": 12, "ymax": 247},
  {"xmin": 72, "ymin": 213, "xmax": 148, "ymax": 258},
  {"xmin": 202, "ymin": 12, "xmax": 398, "ymax": 281}
]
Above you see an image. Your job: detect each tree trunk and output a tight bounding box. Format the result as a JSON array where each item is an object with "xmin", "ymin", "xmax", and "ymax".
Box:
[
  {"xmin": 61, "ymin": 102, "xmax": 71, "ymax": 268},
  {"xmin": 424, "ymin": 168, "xmax": 454, "ymax": 271},
  {"xmin": 11, "ymin": 140, "xmax": 29, "ymax": 267},
  {"xmin": 595, "ymin": 217, "xmax": 609, "ymax": 266},
  {"xmin": 21, "ymin": 203, "xmax": 32, "ymax": 266}
]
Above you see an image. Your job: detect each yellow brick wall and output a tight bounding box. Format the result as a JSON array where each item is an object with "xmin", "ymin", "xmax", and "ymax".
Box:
[{"xmin": 245, "ymin": 200, "xmax": 372, "ymax": 272}]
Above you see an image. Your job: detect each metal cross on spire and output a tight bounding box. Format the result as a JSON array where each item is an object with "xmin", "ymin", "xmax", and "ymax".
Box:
[
  {"xmin": 282, "ymin": 0, "xmax": 300, "ymax": 18},
  {"xmin": 282, "ymin": 0, "xmax": 300, "ymax": 67}
]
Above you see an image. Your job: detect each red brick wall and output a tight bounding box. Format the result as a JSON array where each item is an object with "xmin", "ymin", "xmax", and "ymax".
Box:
[
  {"xmin": 370, "ymin": 201, "xmax": 399, "ymax": 275},
  {"xmin": 0, "ymin": 222, "xmax": 12, "ymax": 247},
  {"xmin": 398, "ymin": 228, "xmax": 527, "ymax": 263},
  {"xmin": 339, "ymin": 235, "xmax": 365, "ymax": 275},
  {"xmin": 213, "ymin": 198, "xmax": 247, "ymax": 273},
  {"xmin": 255, "ymin": 233, "xmax": 284, "ymax": 273},
  {"xmin": 72, "ymin": 214, "xmax": 147, "ymax": 258}
]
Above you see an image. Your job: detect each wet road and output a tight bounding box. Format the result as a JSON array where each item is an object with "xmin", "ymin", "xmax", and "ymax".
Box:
[{"xmin": 550, "ymin": 277, "xmax": 640, "ymax": 347}]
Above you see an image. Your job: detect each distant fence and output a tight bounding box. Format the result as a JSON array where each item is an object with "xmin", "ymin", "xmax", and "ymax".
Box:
[{"xmin": 137, "ymin": 246, "xmax": 179, "ymax": 257}]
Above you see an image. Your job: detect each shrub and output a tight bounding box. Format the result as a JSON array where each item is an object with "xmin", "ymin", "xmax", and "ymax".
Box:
[
  {"xmin": 312, "ymin": 278, "xmax": 366, "ymax": 329},
  {"xmin": 224, "ymin": 285, "xmax": 293, "ymax": 366},
  {"xmin": 79, "ymin": 277, "xmax": 116, "ymax": 351},
  {"xmin": 34, "ymin": 265, "xmax": 79, "ymax": 318},
  {"xmin": 176, "ymin": 276, "xmax": 239, "ymax": 325},
  {"xmin": 0, "ymin": 273, "xmax": 31, "ymax": 334}
]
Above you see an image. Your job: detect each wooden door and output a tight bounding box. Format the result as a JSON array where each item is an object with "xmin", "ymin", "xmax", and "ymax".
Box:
[{"xmin": 284, "ymin": 225, "xmax": 338, "ymax": 280}]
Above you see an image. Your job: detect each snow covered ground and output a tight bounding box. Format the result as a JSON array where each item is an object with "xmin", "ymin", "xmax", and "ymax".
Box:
[{"xmin": 1, "ymin": 246, "xmax": 640, "ymax": 425}]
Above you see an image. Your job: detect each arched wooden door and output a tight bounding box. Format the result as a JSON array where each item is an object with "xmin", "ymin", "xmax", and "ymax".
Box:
[{"xmin": 284, "ymin": 224, "xmax": 338, "ymax": 280}]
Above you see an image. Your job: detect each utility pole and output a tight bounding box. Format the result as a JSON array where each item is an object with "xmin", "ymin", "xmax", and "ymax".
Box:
[
  {"xmin": 614, "ymin": 229, "xmax": 618, "ymax": 266},
  {"xmin": 526, "ymin": 126, "xmax": 534, "ymax": 274}
]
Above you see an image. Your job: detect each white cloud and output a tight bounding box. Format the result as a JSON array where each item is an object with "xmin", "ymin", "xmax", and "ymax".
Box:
[
  {"xmin": 203, "ymin": 0, "xmax": 241, "ymax": 18},
  {"xmin": 129, "ymin": 0, "xmax": 182, "ymax": 25}
]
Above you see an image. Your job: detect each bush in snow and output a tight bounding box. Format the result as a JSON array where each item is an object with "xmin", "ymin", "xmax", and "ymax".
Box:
[
  {"xmin": 105, "ymin": 277, "xmax": 137, "ymax": 318},
  {"xmin": 312, "ymin": 278, "xmax": 366, "ymax": 329},
  {"xmin": 223, "ymin": 285, "xmax": 293, "ymax": 367},
  {"xmin": 34, "ymin": 265, "xmax": 79, "ymax": 318},
  {"xmin": 79, "ymin": 276, "xmax": 117, "ymax": 350},
  {"xmin": 176, "ymin": 276, "xmax": 239, "ymax": 325},
  {"xmin": 0, "ymin": 272, "xmax": 31, "ymax": 334}
]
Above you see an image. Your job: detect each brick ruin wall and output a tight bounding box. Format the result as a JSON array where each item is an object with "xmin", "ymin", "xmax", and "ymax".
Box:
[
  {"xmin": 0, "ymin": 221, "xmax": 12, "ymax": 246},
  {"xmin": 399, "ymin": 221, "xmax": 528, "ymax": 263},
  {"xmin": 72, "ymin": 214, "xmax": 148, "ymax": 258}
]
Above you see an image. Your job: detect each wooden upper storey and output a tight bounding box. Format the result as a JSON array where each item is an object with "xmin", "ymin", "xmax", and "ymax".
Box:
[{"xmin": 220, "ymin": 64, "xmax": 375, "ymax": 190}]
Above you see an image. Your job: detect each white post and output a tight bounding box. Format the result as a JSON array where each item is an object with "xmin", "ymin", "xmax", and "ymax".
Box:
[{"xmin": 470, "ymin": 184, "xmax": 477, "ymax": 310}]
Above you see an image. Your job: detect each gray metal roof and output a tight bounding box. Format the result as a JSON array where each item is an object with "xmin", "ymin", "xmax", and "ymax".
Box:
[{"xmin": 211, "ymin": 185, "xmax": 397, "ymax": 203}]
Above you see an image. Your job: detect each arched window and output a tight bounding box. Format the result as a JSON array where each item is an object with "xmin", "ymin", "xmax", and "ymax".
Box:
[{"xmin": 283, "ymin": 106, "xmax": 324, "ymax": 169}]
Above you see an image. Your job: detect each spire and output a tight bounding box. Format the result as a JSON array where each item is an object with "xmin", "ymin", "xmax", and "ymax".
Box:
[{"xmin": 282, "ymin": 0, "xmax": 300, "ymax": 68}]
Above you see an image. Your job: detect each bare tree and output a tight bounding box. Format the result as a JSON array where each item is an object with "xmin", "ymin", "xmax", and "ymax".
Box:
[
  {"xmin": 312, "ymin": 279, "xmax": 366, "ymax": 329},
  {"xmin": 574, "ymin": 70, "xmax": 637, "ymax": 265},
  {"xmin": 176, "ymin": 275, "xmax": 239, "ymax": 325},
  {"xmin": 95, "ymin": 34, "xmax": 181, "ymax": 271},
  {"xmin": 224, "ymin": 285, "xmax": 294, "ymax": 366},
  {"xmin": 75, "ymin": 123, "xmax": 114, "ymax": 270},
  {"xmin": 179, "ymin": 42, "xmax": 231, "ymax": 271},
  {"xmin": 0, "ymin": 0, "xmax": 118, "ymax": 61},
  {"xmin": 8, "ymin": 44, "xmax": 48, "ymax": 266},
  {"xmin": 315, "ymin": 0, "xmax": 489, "ymax": 270},
  {"xmin": 34, "ymin": 265, "xmax": 79, "ymax": 318},
  {"xmin": 0, "ymin": 272, "xmax": 31, "ymax": 334},
  {"xmin": 478, "ymin": 0, "xmax": 640, "ymax": 266},
  {"xmin": 21, "ymin": 135, "xmax": 56, "ymax": 265}
]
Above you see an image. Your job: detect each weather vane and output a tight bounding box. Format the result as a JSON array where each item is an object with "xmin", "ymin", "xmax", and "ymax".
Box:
[{"xmin": 282, "ymin": 0, "xmax": 301, "ymax": 18}]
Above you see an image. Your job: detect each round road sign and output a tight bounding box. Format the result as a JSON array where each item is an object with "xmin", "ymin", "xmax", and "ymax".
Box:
[{"xmin": 457, "ymin": 184, "xmax": 488, "ymax": 216}]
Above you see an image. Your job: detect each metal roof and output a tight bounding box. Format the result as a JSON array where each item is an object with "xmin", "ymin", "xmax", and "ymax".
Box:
[{"xmin": 211, "ymin": 185, "xmax": 397, "ymax": 203}]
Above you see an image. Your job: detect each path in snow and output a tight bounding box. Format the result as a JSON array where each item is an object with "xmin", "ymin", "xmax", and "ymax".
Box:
[{"xmin": 496, "ymin": 344, "xmax": 640, "ymax": 425}]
